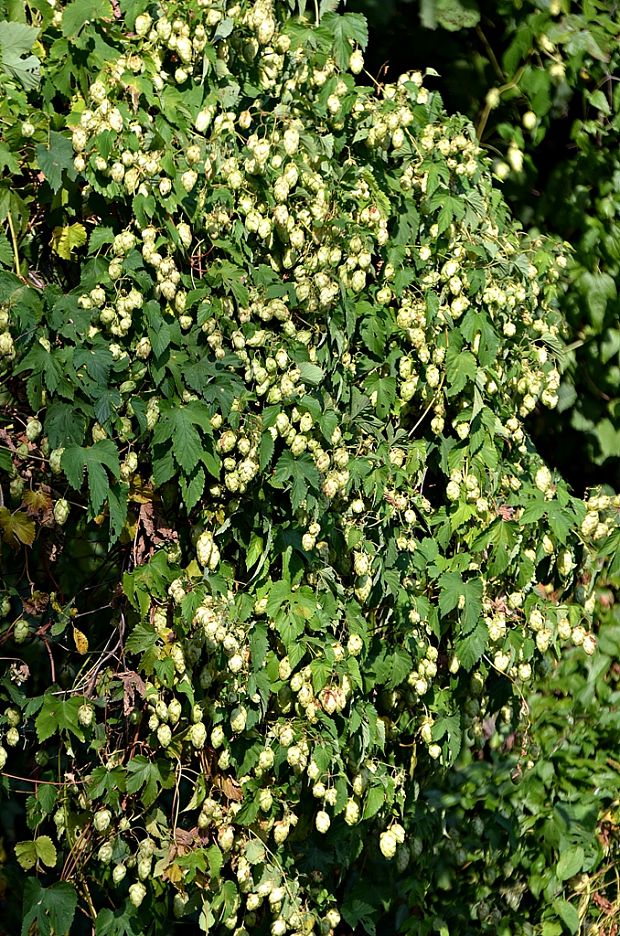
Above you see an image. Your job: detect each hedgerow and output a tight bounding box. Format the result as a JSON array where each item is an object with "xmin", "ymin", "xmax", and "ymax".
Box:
[{"xmin": 0, "ymin": 0, "xmax": 618, "ymax": 933}]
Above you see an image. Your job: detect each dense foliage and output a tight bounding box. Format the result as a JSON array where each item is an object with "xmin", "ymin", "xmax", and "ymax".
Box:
[
  {"xmin": 351, "ymin": 0, "xmax": 620, "ymax": 490},
  {"xmin": 0, "ymin": 0, "xmax": 618, "ymax": 934}
]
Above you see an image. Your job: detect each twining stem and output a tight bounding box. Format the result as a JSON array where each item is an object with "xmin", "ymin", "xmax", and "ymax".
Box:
[{"xmin": 6, "ymin": 211, "xmax": 20, "ymax": 276}]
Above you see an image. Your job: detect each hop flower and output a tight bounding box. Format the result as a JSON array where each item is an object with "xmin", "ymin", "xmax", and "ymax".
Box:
[
  {"xmin": 129, "ymin": 882, "xmax": 147, "ymax": 908},
  {"xmin": 349, "ymin": 49, "xmax": 364, "ymax": 74},
  {"xmin": 53, "ymin": 499, "xmax": 70, "ymax": 526},
  {"xmin": 344, "ymin": 798, "xmax": 360, "ymax": 826},
  {"xmin": 315, "ymin": 810, "xmax": 331, "ymax": 834},
  {"xmin": 26, "ymin": 418, "xmax": 42, "ymax": 441},
  {"xmin": 380, "ymin": 830, "xmax": 397, "ymax": 859},
  {"xmin": 94, "ymin": 809, "xmax": 112, "ymax": 833}
]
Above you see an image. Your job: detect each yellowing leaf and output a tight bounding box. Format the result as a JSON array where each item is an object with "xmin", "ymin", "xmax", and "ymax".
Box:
[
  {"xmin": 51, "ymin": 223, "xmax": 87, "ymax": 260},
  {"xmin": 35, "ymin": 835, "xmax": 57, "ymax": 868},
  {"xmin": 14, "ymin": 840, "xmax": 38, "ymax": 870},
  {"xmin": 0, "ymin": 506, "xmax": 36, "ymax": 546},
  {"xmin": 73, "ymin": 627, "xmax": 89, "ymax": 654},
  {"xmin": 23, "ymin": 489, "xmax": 52, "ymax": 516},
  {"xmin": 15, "ymin": 836, "xmax": 57, "ymax": 870}
]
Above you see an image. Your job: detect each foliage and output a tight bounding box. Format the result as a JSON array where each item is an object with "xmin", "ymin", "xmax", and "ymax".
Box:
[
  {"xmin": 0, "ymin": 0, "xmax": 618, "ymax": 933},
  {"xmin": 350, "ymin": 0, "xmax": 620, "ymax": 490},
  {"xmin": 400, "ymin": 589, "xmax": 620, "ymax": 935}
]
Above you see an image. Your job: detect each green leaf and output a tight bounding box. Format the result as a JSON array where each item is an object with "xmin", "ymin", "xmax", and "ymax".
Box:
[
  {"xmin": 556, "ymin": 845, "xmax": 585, "ymax": 881},
  {"xmin": 14, "ymin": 840, "xmax": 38, "ymax": 870},
  {"xmin": 341, "ymin": 898, "xmax": 377, "ymax": 936},
  {"xmin": 438, "ymin": 571, "xmax": 464, "ymax": 615},
  {"xmin": 108, "ymin": 482, "xmax": 128, "ymax": 544},
  {"xmin": 322, "ymin": 12, "xmax": 369, "ymax": 70},
  {"xmin": 244, "ymin": 840, "xmax": 265, "ymax": 864},
  {"xmin": 246, "ymin": 533, "xmax": 264, "ymax": 571},
  {"xmin": 384, "ymin": 647, "xmax": 412, "ymax": 689},
  {"xmin": 298, "ymin": 361, "xmax": 325, "ymax": 386},
  {"xmin": 364, "ymin": 373, "xmax": 396, "ymax": 420},
  {"xmin": 21, "ymin": 880, "xmax": 77, "ymax": 936},
  {"xmin": 152, "ymin": 404, "xmax": 212, "ymax": 475},
  {"xmin": 126, "ymin": 755, "xmax": 163, "ymax": 807},
  {"xmin": 61, "ymin": 0, "xmax": 113, "ymax": 37},
  {"xmin": 180, "ymin": 466, "xmax": 205, "ymax": 511},
  {"xmin": 272, "ymin": 450, "xmax": 320, "ymax": 510},
  {"xmin": 88, "ymin": 226, "xmax": 114, "ymax": 253},
  {"xmin": 259, "ymin": 431, "xmax": 274, "ymax": 471},
  {"xmin": 431, "ymin": 713, "xmax": 462, "ymax": 763},
  {"xmin": 61, "ymin": 440, "xmax": 120, "ymax": 514},
  {"xmin": 35, "ymin": 695, "xmax": 85, "ymax": 743},
  {"xmin": 0, "ymin": 20, "xmax": 40, "ymax": 89},
  {"xmin": 95, "ymin": 907, "xmax": 141, "ymax": 936},
  {"xmin": 553, "ymin": 899, "xmax": 580, "ymax": 934},
  {"xmin": 445, "ymin": 347, "xmax": 476, "ymax": 396},
  {"xmin": 36, "ymin": 132, "xmax": 74, "ymax": 194},
  {"xmin": 0, "ymin": 230, "xmax": 13, "ymax": 266},
  {"xmin": 578, "ymin": 271, "xmax": 616, "ymax": 330},
  {"xmin": 455, "ymin": 618, "xmax": 487, "ymax": 670},
  {"xmin": 45, "ymin": 402, "xmax": 87, "ymax": 448},
  {"xmin": 362, "ymin": 785, "xmax": 384, "ymax": 820},
  {"xmin": 472, "ymin": 519, "xmax": 517, "ymax": 577},
  {"xmin": 0, "ymin": 446, "xmax": 11, "ymax": 472},
  {"xmin": 35, "ymin": 835, "xmax": 57, "ymax": 869}
]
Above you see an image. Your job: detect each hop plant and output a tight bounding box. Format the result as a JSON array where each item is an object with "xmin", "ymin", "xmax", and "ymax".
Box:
[{"xmin": 0, "ymin": 0, "xmax": 617, "ymax": 933}]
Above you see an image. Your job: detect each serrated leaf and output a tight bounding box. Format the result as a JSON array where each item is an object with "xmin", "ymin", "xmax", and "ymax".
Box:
[
  {"xmin": 244, "ymin": 840, "xmax": 265, "ymax": 864},
  {"xmin": 362, "ymin": 785, "xmax": 384, "ymax": 820},
  {"xmin": 445, "ymin": 347, "xmax": 476, "ymax": 396},
  {"xmin": 364, "ymin": 373, "xmax": 396, "ymax": 420},
  {"xmin": 62, "ymin": 0, "xmax": 112, "ymax": 37},
  {"xmin": 322, "ymin": 12, "xmax": 369, "ymax": 70},
  {"xmin": 0, "ymin": 507, "xmax": 36, "ymax": 546},
  {"xmin": 172, "ymin": 418, "xmax": 202, "ymax": 473},
  {"xmin": 298, "ymin": 361, "xmax": 325, "ymax": 386},
  {"xmin": 436, "ymin": 0, "xmax": 480, "ymax": 31},
  {"xmin": 45, "ymin": 402, "xmax": 87, "ymax": 447},
  {"xmin": 51, "ymin": 223, "xmax": 87, "ymax": 260},
  {"xmin": 61, "ymin": 440, "xmax": 120, "ymax": 515},
  {"xmin": 35, "ymin": 695, "xmax": 85, "ymax": 743},
  {"xmin": 385, "ymin": 647, "xmax": 412, "ymax": 689},
  {"xmin": 152, "ymin": 405, "xmax": 212, "ymax": 476},
  {"xmin": 88, "ymin": 226, "xmax": 114, "ymax": 254},
  {"xmin": 15, "ymin": 840, "xmax": 38, "ymax": 870},
  {"xmin": 455, "ymin": 618, "xmax": 487, "ymax": 669},
  {"xmin": 36, "ymin": 132, "xmax": 74, "ymax": 193},
  {"xmin": 21, "ymin": 880, "xmax": 77, "ymax": 936},
  {"xmin": 259, "ymin": 431, "xmax": 274, "ymax": 471},
  {"xmin": 0, "ymin": 20, "xmax": 40, "ymax": 89},
  {"xmin": 272, "ymin": 450, "xmax": 320, "ymax": 510},
  {"xmin": 431, "ymin": 713, "xmax": 462, "ymax": 763},
  {"xmin": 0, "ymin": 230, "xmax": 13, "ymax": 266},
  {"xmin": 246, "ymin": 533, "xmax": 263, "ymax": 571},
  {"xmin": 108, "ymin": 482, "xmax": 128, "ymax": 545},
  {"xmin": 35, "ymin": 836, "xmax": 57, "ymax": 868},
  {"xmin": 180, "ymin": 466, "xmax": 205, "ymax": 511}
]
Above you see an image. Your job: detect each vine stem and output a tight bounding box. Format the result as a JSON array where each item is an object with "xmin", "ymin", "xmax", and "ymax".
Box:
[{"xmin": 6, "ymin": 212, "xmax": 20, "ymax": 275}]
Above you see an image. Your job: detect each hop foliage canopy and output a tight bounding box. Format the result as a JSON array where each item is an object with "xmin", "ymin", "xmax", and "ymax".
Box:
[{"xmin": 0, "ymin": 0, "xmax": 618, "ymax": 933}]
